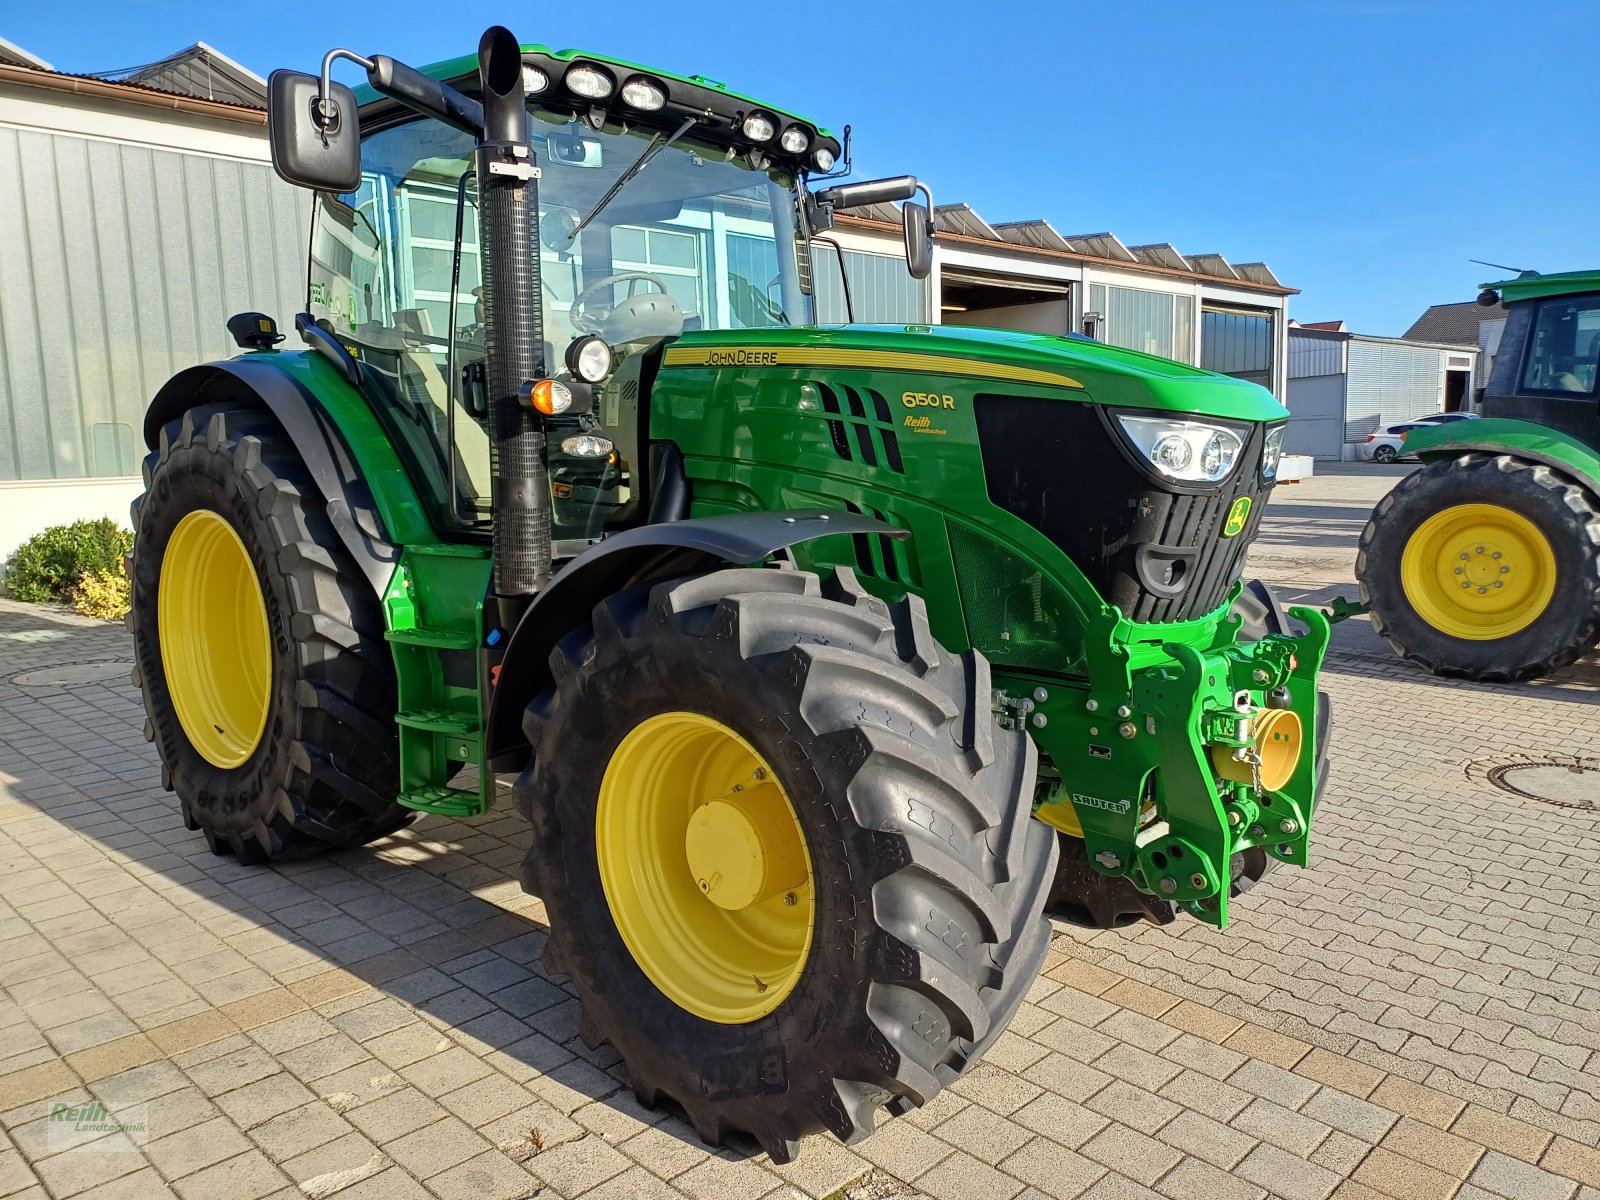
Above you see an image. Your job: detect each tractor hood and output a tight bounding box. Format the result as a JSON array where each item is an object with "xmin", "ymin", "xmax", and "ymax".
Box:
[{"xmin": 665, "ymin": 325, "xmax": 1287, "ymax": 423}]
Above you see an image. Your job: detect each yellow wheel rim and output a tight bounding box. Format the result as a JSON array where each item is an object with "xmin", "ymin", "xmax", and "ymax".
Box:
[
  {"xmin": 158, "ymin": 510, "xmax": 272, "ymax": 768},
  {"xmin": 1400, "ymin": 503, "xmax": 1557, "ymax": 641},
  {"xmin": 596, "ymin": 711, "xmax": 814, "ymax": 1024}
]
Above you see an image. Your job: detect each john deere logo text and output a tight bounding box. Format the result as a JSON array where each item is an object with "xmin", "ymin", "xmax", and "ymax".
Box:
[
  {"xmin": 902, "ymin": 391, "xmax": 955, "ymax": 409},
  {"xmin": 1222, "ymin": 496, "xmax": 1252, "ymax": 537},
  {"xmin": 707, "ymin": 349, "xmax": 778, "ymax": 366}
]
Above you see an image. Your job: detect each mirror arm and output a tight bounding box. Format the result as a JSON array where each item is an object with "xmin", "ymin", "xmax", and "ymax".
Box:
[
  {"xmin": 316, "ymin": 49, "xmax": 374, "ymax": 130},
  {"xmin": 368, "ymin": 55, "xmax": 485, "ymax": 137}
]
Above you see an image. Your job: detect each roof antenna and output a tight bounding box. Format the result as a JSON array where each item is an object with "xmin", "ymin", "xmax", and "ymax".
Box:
[{"xmin": 1469, "ymin": 259, "xmax": 1538, "ymax": 278}]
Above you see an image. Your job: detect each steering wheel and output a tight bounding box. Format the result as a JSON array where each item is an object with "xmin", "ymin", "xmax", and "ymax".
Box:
[{"xmin": 570, "ymin": 272, "xmax": 678, "ymax": 334}]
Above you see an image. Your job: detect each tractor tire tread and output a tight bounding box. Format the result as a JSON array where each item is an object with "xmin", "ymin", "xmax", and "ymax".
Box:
[
  {"xmin": 515, "ymin": 565, "xmax": 1055, "ymax": 1158},
  {"xmin": 128, "ymin": 401, "xmax": 408, "ymax": 862},
  {"xmin": 1357, "ymin": 453, "xmax": 1600, "ymax": 680}
]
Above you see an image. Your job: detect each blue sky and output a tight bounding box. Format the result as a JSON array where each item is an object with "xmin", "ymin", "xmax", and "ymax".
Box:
[{"xmin": 9, "ymin": 0, "xmax": 1597, "ymax": 334}]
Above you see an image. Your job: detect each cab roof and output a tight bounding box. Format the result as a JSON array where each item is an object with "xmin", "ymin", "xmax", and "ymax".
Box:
[{"xmin": 1487, "ymin": 269, "xmax": 1600, "ymax": 304}]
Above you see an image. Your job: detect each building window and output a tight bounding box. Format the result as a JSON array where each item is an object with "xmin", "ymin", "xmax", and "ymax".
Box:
[
  {"xmin": 400, "ymin": 186, "xmax": 479, "ymax": 337},
  {"xmin": 1088, "ymin": 284, "xmax": 1194, "ymax": 363},
  {"xmin": 1202, "ymin": 306, "xmax": 1273, "ymax": 388}
]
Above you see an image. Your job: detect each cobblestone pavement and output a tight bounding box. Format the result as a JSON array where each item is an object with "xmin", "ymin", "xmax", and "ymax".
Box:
[{"xmin": 2, "ymin": 463, "xmax": 1598, "ymax": 1199}]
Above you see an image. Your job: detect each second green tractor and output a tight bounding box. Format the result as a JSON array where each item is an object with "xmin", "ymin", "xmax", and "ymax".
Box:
[
  {"xmin": 1358, "ymin": 269, "xmax": 1600, "ymax": 680},
  {"xmin": 127, "ymin": 27, "xmax": 1331, "ymax": 1161}
]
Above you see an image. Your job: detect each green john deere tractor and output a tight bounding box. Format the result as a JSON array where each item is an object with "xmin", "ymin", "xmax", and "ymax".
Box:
[
  {"xmin": 128, "ymin": 26, "xmax": 1331, "ymax": 1159},
  {"xmin": 1358, "ymin": 270, "xmax": 1600, "ymax": 680}
]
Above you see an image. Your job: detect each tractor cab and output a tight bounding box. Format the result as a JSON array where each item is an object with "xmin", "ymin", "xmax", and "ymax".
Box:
[
  {"xmin": 1474, "ymin": 270, "xmax": 1600, "ymax": 450},
  {"xmin": 295, "ymin": 50, "xmax": 925, "ymax": 550}
]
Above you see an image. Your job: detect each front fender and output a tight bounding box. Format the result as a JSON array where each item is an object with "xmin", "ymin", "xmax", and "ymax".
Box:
[
  {"xmin": 1408, "ymin": 418, "xmax": 1600, "ymax": 497},
  {"xmin": 484, "ymin": 509, "xmax": 907, "ymax": 770}
]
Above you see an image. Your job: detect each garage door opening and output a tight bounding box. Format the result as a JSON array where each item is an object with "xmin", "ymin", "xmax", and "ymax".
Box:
[{"xmin": 941, "ymin": 273, "xmax": 1072, "ymax": 336}]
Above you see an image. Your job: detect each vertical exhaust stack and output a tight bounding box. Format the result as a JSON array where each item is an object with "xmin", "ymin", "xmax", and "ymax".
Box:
[{"xmin": 475, "ymin": 26, "xmax": 549, "ymax": 603}]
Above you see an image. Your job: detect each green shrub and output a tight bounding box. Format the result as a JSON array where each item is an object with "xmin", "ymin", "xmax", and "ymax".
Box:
[
  {"xmin": 70, "ymin": 568, "xmax": 132, "ymax": 621},
  {"xmin": 4, "ymin": 518, "xmax": 133, "ymax": 604}
]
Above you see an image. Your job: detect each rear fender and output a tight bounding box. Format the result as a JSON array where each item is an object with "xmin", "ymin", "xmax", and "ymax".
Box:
[
  {"xmin": 484, "ymin": 510, "xmax": 907, "ymax": 770},
  {"xmin": 143, "ymin": 353, "xmax": 436, "ymax": 593},
  {"xmin": 1408, "ymin": 418, "xmax": 1600, "ymax": 498}
]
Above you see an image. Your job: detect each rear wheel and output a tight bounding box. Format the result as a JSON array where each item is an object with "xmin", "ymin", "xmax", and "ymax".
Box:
[
  {"xmin": 1372, "ymin": 444, "xmax": 1398, "ymax": 464},
  {"xmin": 1358, "ymin": 453, "xmax": 1600, "ymax": 680},
  {"xmin": 514, "ymin": 567, "xmax": 1056, "ymax": 1160},
  {"xmin": 129, "ymin": 403, "xmax": 409, "ymax": 861}
]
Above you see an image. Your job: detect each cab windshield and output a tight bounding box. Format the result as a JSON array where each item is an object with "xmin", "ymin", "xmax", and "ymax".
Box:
[{"xmin": 306, "ymin": 107, "xmax": 810, "ymax": 532}]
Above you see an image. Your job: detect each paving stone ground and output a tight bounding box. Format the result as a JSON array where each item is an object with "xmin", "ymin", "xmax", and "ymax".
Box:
[{"xmin": 1, "ymin": 463, "xmax": 1598, "ymax": 1200}]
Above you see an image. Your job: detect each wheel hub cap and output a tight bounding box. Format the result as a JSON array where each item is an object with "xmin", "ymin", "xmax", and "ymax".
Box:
[
  {"xmin": 596, "ymin": 711, "xmax": 814, "ymax": 1023},
  {"xmin": 684, "ymin": 789, "xmax": 807, "ymax": 911},
  {"xmin": 157, "ymin": 510, "xmax": 272, "ymax": 768},
  {"xmin": 1400, "ymin": 503, "xmax": 1557, "ymax": 640}
]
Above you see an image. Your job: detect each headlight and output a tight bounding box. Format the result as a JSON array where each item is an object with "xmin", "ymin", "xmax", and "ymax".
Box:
[
  {"xmin": 565, "ymin": 64, "xmax": 614, "ymax": 100},
  {"xmin": 566, "ymin": 335, "xmax": 614, "ymax": 383},
  {"xmin": 741, "ymin": 112, "xmax": 776, "ymax": 142},
  {"xmin": 812, "ymin": 146, "xmax": 836, "ymax": 172},
  {"xmin": 1118, "ymin": 414, "xmax": 1244, "ymax": 483},
  {"xmin": 561, "ymin": 433, "xmax": 614, "ymax": 458},
  {"xmin": 620, "ymin": 76, "xmax": 666, "ymax": 111},
  {"xmin": 1261, "ymin": 424, "xmax": 1287, "ymax": 482},
  {"xmin": 521, "ymin": 65, "xmax": 549, "ymax": 95},
  {"xmin": 779, "ymin": 126, "xmax": 809, "ymax": 154}
]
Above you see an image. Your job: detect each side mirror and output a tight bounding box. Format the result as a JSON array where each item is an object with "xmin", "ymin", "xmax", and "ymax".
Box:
[
  {"xmin": 268, "ymin": 70, "xmax": 362, "ymax": 192},
  {"xmin": 904, "ymin": 194, "xmax": 934, "ymax": 281}
]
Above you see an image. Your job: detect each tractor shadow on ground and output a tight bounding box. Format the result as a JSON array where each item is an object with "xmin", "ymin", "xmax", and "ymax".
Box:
[
  {"xmin": 1316, "ymin": 613, "xmax": 1600, "ymax": 706},
  {"xmin": 0, "ymin": 603, "xmax": 769, "ymax": 1168},
  {"xmin": 1252, "ymin": 501, "xmax": 1378, "ymax": 550}
]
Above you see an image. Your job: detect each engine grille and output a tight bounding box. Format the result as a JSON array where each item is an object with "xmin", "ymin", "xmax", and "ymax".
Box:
[{"xmin": 974, "ymin": 394, "xmax": 1272, "ymax": 624}]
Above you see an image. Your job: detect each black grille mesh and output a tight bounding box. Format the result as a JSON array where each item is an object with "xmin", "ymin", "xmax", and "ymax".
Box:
[{"xmin": 975, "ymin": 395, "xmax": 1271, "ymax": 623}]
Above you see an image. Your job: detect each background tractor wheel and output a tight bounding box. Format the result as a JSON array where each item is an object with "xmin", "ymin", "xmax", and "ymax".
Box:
[
  {"xmin": 1358, "ymin": 453, "xmax": 1600, "ymax": 680},
  {"xmin": 129, "ymin": 403, "xmax": 409, "ymax": 862},
  {"xmin": 514, "ymin": 567, "xmax": 1056, "ymax": 1161}
]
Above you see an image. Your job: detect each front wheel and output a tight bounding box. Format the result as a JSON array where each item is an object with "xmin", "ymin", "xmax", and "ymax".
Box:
[
  {"xmin": 513, "ymin": 567, "xmax": 1056, "ymax": 1161},
  {"xmin": 1357, "ymin": 453, "xmax": 1600, "ymax": 680}
]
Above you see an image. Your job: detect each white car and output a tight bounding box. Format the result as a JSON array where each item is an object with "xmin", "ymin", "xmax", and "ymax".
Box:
[{"xmin": 1361, "ymin": 412, "xmax": 1479, "ymax": 463}]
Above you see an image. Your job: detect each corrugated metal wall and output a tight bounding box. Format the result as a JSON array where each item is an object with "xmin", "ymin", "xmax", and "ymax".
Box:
[
  {"xmin": 1288, "ymin": 331, "xmax": 1345, "ymax": 379},
  {"xmin": 1344, "ymin": 339, "xmax": 1444, "ymax": 441},
  {"xmin": 811, "ymin": 247, "xmax": 927, "ymax": 324},
  {"xmin": 0, "ymin": 127, "xmax": 309, "ymax": 481}
]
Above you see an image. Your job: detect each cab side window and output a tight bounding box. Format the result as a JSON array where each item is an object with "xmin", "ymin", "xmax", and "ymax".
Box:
[{"xmin": 1521, "ymin": 297, "xmax": 1600, "ymax": 395}]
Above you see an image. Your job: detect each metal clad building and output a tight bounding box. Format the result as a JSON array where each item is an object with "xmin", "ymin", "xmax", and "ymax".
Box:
[
  {"xmin": 812, "ymin": 247, "xmax": 928, "ymax": 325},
  {"xmin": 0, "ymin": 51, "xmax": 309, "ymax": 556},
  {"xmin": 1287, "ymin": 323, "xmax": 1477, "ymax": 459},
  {"xmin": 1284, "ymin": 327, "xmax": 1346, "ymax": 458}
]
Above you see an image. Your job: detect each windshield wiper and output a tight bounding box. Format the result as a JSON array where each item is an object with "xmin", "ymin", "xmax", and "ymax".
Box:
[{"xmin": 565, "ymin": 116, "xmax": 698, "ymax": 244}]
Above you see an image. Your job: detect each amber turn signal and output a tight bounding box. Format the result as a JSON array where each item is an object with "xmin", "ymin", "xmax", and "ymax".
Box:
[{"xmin": 519, "ymin": 378, "xmax": 573, "ymax": 415}]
